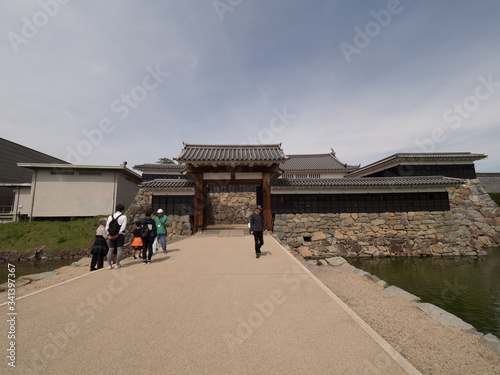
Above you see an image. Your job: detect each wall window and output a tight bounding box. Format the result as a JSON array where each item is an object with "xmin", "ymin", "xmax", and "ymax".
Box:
[
  {"xmin": 271, "ymin": 192, "xmax": 450, "ymax": 214},
  {"xmin": 366, "ymin": 164, "xmax": 476, "ymax": 179},
  {"xmin": 142, "ymin": 174, "xmax": 186, "ymax": 182},
  {"xmin": 79, "ymin": 172, "xmax": 102, "ymax": 176},
  {"xmin": 50, "ymin": 171, "xmax": 74, "ymax": 175},
  {"xmin": 152, "ymin": 195, "xmax": 194, "ymax": 216},
  {"xmin": 206, "ymin": 184, "xmax": 258, "ymax": 193}
]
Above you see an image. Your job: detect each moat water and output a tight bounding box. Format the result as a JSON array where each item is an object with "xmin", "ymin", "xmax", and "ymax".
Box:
[
  {"xmin": 0, "ymin": 258, "xmax": 75, "ymax": 284},
  {"xmin": 349, "ymin": 247, "xmax": 500, "ymax": 338}
]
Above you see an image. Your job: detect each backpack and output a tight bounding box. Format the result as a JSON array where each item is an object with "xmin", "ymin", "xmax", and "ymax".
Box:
[
  {"xmin": 108, "ymin": 213, "xmax": 123, "ymax": 236},
  {"xmin": 140, "ymin": 221, "xmax": 153, "ymax": 238}
]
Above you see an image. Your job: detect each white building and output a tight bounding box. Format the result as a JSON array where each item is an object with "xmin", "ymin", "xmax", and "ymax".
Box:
[{"xmin": 8, "ymin": 163, "xmax": 141, "ymax": 221}]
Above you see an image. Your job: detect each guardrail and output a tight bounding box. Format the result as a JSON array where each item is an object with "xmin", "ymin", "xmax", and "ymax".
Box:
[{"xmin": 0, "ymin": 206, "xmax": 13, "ymax": 213}]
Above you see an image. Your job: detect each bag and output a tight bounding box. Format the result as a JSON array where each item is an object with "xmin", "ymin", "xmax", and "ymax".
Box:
[
  {"xmin": 141, "ymin": 221, "xmax": 153, "ymax": 239},
  {"xmin": 159, "ymin": 217, "xmax": 168, "ymax": 231},
  {"xmin": 108, "ymin": 214, "xmax": 123, "ymax": 236}
]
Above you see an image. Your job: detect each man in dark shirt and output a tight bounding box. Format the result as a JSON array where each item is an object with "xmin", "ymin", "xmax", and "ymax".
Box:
[
  {"xmin": 141, "ymin": 211, "xmax": 157, "ymax": 264},
  {"xmin": 250, "ymin": 205, "xmax": 267, "ymax": 258}
]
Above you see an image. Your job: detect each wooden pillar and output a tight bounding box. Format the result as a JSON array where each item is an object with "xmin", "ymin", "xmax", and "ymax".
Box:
[
  {"xmin": 262, "ymin": 172, "xmax": 273, "ymax": 231},
  {"xmin": 194, "ymin": 172, "xmax": 204, "ymax": 233}
]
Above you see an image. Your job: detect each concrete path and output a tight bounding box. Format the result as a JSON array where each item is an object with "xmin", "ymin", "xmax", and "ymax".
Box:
[{"xmin": 1, "ymin": 228, "xmax": 421, "ymax": 374}]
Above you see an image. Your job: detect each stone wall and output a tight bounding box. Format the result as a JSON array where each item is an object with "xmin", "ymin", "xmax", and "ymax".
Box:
[
  {"xmin": 206, "ymin": 192, "xmax": 256, "ymax": 225},
  {"xmin": 125, "ymin": 188, "xmax": 192, "ymax": 243},
  {"xmin": 273, "ymin": 180, "xmax": 500, "ymax": 259}
]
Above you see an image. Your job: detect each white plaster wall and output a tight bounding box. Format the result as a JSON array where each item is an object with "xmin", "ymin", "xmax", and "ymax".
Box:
[
  {"xmin": 116, "ymin": 173, "xmax": 141, "ymax": 210},
  {"xmin": 32, "ymin": 170, "xmax": 115, "ymax": 217},
  {"xmin": 17, "ymin": 187, "xmax": 31, "ymax": 215}
]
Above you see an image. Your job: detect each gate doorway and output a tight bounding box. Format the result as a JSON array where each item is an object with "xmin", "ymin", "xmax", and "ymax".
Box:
[
  {"xmin": 175, "ymin": 143, "xmax": 287, "ymax": 233},
  {"xmin": 204, "ymin": 184, "xmax": 259, "ymax": 226}
]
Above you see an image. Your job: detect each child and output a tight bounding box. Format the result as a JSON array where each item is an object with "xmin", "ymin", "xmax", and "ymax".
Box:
[
  {"xmin": 90, "ymin": 218, "xmax": 109, "ymax": 271},
  {"xmin": 131, "ymin": 221, "xmax": 143, "ymax": 259}
]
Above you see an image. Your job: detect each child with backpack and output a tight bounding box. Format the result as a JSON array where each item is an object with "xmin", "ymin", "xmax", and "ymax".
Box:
[
  {"xmin": 131, "ymin": 221, "xmax": 143, "ymax": 259},
  {"xmin": 140, "ymin": 210, "xmax": 157, "ymax": 264}
]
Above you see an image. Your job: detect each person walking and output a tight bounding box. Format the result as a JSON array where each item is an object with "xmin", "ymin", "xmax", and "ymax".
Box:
[
  {"xmin": 141, "ymin": 210, "xmax": 157, "ymax": 264},
  {"xmin": 90, "ymin": 217, "xmax": 108, "ymax": 271},
  {"xmin": 250, "ymin": 205, "xmax": 267, "ymax": 258},
  {"xmin": 154, "ymin": 208, "xmax": 170, "ymax": 254},
  {"xmin": 106, "ymin": 204, "xmax": 127, "ymax": 269}
]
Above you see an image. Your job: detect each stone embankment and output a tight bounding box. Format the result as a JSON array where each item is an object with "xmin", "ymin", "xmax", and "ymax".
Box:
[
  {"xmin": 273, "ymin": 180, "xmax": 500, "ymax": 258},
  {"xmin": 0, "ymin": 246, "xmax": 89, "ymax": 261}
]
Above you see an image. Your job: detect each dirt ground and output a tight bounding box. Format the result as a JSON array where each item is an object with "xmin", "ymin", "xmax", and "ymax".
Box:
[{"xmin": 6, "ymin": 254, "xmax": 500, "ymax": 374}]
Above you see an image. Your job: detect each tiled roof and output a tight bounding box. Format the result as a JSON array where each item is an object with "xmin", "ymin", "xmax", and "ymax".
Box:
[
  {"xmin": 133, "ymin": 163, "xmax": 185, "ymax": 172},
  {"xmin": 390, "ymin": 153, "xmax": 486, "ymax": 159},
  {"xmin": 140, "ymin": 179, "xmax": 195, "ymax": 189},
  {"xmin": 280, "ymin": 152, "xmax": 359, "ymax": 171},
  {"xmin": 140, "ymin": 176, "xmax": 464, "ymax": 190},
  {"xmin": 272, "ymin": 176, "xmax": 464, "ymax": 188},
  {"xmin": 477, "ymin": 173, "xmax": 500, "ymax": 193},
  {"xmin": 348, "ymin": 152, "xmax": 487, "ymax": 177},
  {"xmin": 175, "ymin": 143, "xmax": 287, "ymax": 164}
]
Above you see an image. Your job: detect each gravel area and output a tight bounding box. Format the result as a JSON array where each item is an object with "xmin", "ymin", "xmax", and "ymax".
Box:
[{"xmin": 302, "ymin": 258, "xmax": 500, "ymax": 375}]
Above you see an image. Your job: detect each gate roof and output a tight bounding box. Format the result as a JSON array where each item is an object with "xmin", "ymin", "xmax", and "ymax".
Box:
[{"xmin": 175, "ymin": 143, "xmax": 288, "ymax": 166}]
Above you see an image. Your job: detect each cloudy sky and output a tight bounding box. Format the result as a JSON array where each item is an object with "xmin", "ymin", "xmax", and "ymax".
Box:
[{"xmin": 1, "ymin": 0, "xmax": 499, "ymax": 172}]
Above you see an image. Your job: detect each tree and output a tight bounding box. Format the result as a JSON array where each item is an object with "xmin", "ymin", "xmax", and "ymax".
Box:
[{"xmin": 157, "ymin": 157, "xmax": 175, "ymax": 164}]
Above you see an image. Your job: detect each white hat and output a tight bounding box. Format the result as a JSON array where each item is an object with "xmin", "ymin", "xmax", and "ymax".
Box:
[{"xmin": 157, "ymin": 208, "xmax": 164, "ymax": 213}]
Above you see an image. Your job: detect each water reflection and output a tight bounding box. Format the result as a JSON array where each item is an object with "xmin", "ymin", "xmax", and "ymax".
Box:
[
  {"xmin": 349, "ymin": 247, "xmax": 500, "ymax": 338},
  {"xmin": 0, "ymin": 258, "xmax": 76, "ymax": 284}
]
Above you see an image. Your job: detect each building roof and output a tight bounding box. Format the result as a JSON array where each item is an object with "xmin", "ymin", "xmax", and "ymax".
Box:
[
  {"xmin": 280, "ymin": 151, "xmax": 359, "ymax": 172},
  {"xmin": 140, "ymin": 179, "xmax": 195, "ymax": 189},
  {"xmin": 272, "ymin": 176, "xmax": 464, "ymax": 189},
  {"xmin": 347, "ymin": 152, "xmax": 487, "ymax": 177},
  {"xmin": 133, "ymin": 163, "xmax": 185, "ymax": 172},
  {"xmin": 0, "ymin": 183, "xmax": 31, "ymax": 187},
  {"xmin": 175, "ymin": 143, "xmax": 288, "ymax": 165},
  {"xmin": 17, "ymin": 163, "xmax": 142, "ymax": 180},
  {"xmin": 477, "ymin": 173, "xmax": 500, "ymax": 193}
]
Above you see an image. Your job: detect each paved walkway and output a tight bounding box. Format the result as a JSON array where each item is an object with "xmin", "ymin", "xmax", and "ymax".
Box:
[{"xmin": 1, "ymin": 228, "xmax": 421, "ymax": 374}]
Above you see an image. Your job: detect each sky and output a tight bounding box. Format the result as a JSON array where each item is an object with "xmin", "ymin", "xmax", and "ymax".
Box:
[{"xmin": 1, "ymin": 0, "xmax": 499, "ymax": 173}]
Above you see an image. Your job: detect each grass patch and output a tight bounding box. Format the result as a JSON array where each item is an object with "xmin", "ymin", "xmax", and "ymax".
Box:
[
  {"xmin": 0, "ymin": 217, "xmax": 101, "ymax": 253},
  {"xmin": 489, "ymin": 193, "xmax": 500, "ymax": 207}
]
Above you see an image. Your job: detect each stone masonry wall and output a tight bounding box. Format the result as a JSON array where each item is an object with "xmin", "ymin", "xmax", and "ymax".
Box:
[
  {"xmin": 206, "ymin": 192, "xmax": 256, "ymax": 225},
  {"xmin": 125, "ymin": 188, "xmax": 192, "ymax": 244},
  {"xmin": 273, "ymin": 180, "xmax": 500, "ymax": 259}
]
